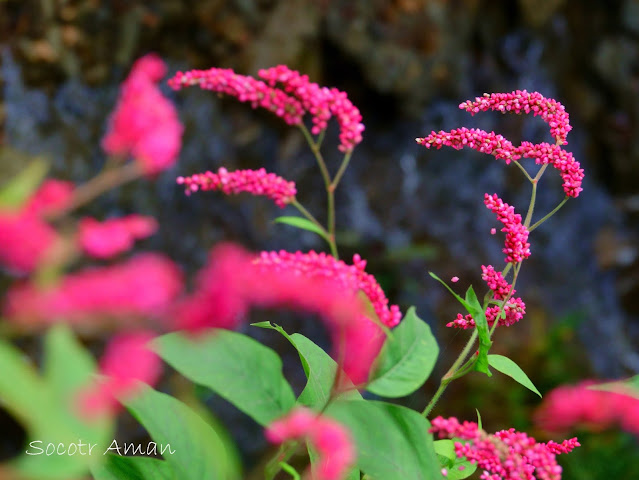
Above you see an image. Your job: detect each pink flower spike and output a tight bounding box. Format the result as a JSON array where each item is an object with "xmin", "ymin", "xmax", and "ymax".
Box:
[
  {"xmin": 484, "ymin": 193, "xmax": 531, "ymax": 264},
  {"xmin": 416, "ymin": 128, "xmax": 520, "ymax": 164},
  {"xmin": 459, "ymin": 90, "xmax": 572, "ymax": 145},
  {"xmin": 102, "ymin": 54, "xmax": 183, "ymax": 176},
  {"xmin": 77, "ymin": 331, "xmax": 161, "ymax": 418},
  {"xmin": 266, "ymin": 408, "xmax": 355, "ymax": 480},
  {"xmin": 4, "ymin": 254, "xmax": 183, "ymax": 327},
  {"xmin": 177, "ymin": 167, "xmax": 297, "ymax": 208},
  {"xmin": 78, "ymin": 215, "xmax": 158, "ymax": 259},
  {"xmin": 0, "ymin": 180, "xmax": 74, "ymax": 274},
  {"xmin": 430, "ymin": 416, "xmax": 578, "ymax": 480}
]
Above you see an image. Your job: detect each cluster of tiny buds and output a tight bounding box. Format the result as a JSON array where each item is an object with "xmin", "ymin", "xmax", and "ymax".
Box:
[
  {"xmin": 459, "ymin": 90, "xmax": 572, "ymax": 145},
  {"xmin": 177, "ymin": 167, "xmax": 297, "ymax": 208},
  {"xmin": 484, "ymin": 193, "xmax": 531, "ymax": 264},
  {"xmin": 169, "ymin": 65, "xmax": 364, "ymax": 153}
]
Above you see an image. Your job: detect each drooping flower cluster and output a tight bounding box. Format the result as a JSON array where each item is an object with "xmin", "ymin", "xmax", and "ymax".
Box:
[
  {"xmin": 266, "ymin": 408, "xmax": 355, "ymax": 480},
  {"xmin": 416, "ymin": 90, "xmax": 584, "ymax": 198},
  {"xmin": 176, "ymin": 167, "xmax": 297, "ymax": 208},
  {"xmin": 172, "ymin": 244, "xmax": 387, "ymax": 384},
  {"xmin": 102, "ymin": 54, "xmax": 183, "ymax": 175},
  {"xmin": 0, "ymin": 179, "xmax": 74, "ymax": 274},
  {"xmin": 255, "ymin": 250, "xmax": 402, "ymax": 328},
  {"xmin": 168, "ymin": 65, "xmax": 364, "ymax": 152},
  {"xmin": 78, "ymin": 215, "xmax": 158, "ymax": 259},
  {"xmin": 459, "ymin": 90, "xmax": 572, "ymax": 145},
  {"xmin": 430, "ymin": 416, "xmax": 579, "ymax": 480},
  {"xmin": 484, "ymin": 193, "xmax": 531, "ymax": 264},
  {"xmin": 259, "ymin": 65, "xmax": 364, "ymax": 152},
  {"xmin": 4, "ymin": 254, "xmax": 182, "ymax": 327},
  {"xmin": 77, "ymin": 332, "xmax": 161, "ymax": 418},
  {"xmin": 535, "ymin": 380, "xmax": 639, "ymax": 436}
]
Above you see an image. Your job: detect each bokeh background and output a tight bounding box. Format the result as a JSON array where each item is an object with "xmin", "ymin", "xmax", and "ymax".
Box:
[{"xmin": 1, "ymin": 1, "xmax": 639, "ymax": 478}]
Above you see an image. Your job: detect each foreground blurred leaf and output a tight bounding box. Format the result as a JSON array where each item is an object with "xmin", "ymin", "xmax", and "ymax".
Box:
[
  {"xmin": 91, "ymin": 455, "xmax": 174, "ymax": 480},
  {"xmin": 0, "ymin": 325, "xmax": 113, "ymax": 479},
  {"xmin": 367, "ymin": 306, "xmax": 439, "ymax": 397},
  {"xmin": 0, "ymin": 158, "xmax": 49, "ymax": 209},
  {"xmin": 154, "ymin": 330, "xmax": 295, "ymax": 426},
  {"xmin": 122, "ymin": 385, "xmax": 237, "ymax": 480}
]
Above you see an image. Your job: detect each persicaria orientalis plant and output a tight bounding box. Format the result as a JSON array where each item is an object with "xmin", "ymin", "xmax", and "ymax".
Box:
[{"xmin": 2, "ymin": 54, "xmax": 636, "ymax": 480}]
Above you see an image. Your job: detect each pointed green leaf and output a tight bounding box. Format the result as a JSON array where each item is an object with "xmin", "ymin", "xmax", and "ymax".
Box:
[
  {"xmin": 588, "ymin": 375, "xmax": 639, "ymax": 399},
  {"xmin": 274, "ymin": 216, "xmax": 329, "ymax": 242},
  {"xmin": 326, "ymin": 400, "xmax": 442, "ymax": 480},
  {"xmin": 487, "ymin": 354, "xmax": 541, "ymax": 397},
  {"xmin": 124, "ymin": 385, "xmax": 237, "ymax": 480},
  {"xmin": 367, "ymin": 307, "xmax": 439, "ymax": 397},
  {"xmin": 91, "ymin": 455, "xmax": 174, "ymax": 480},
  {"xmin": 153, "ymin": 330, "xmax": 295, "ymax": 426},
  {"xmin": 464, "ymin": 286, "xmax": 492, "ymax": 376},
  {"xmin": 0, "ymin": 326, "xmax": 113, "ymax": 479},
  {"xmin": 0, "ymin": 158, "xmax": 49, "ymax": 209}
]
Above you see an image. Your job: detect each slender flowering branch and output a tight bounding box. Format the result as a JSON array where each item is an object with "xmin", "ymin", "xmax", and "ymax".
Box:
[
  {"xmin": 484, "ymin": 193, "xmax": 531, "ymax": 264},
  {"xmin": 459, "ymin": 90, "xmax": 572, "ymax": 145},
  {"xmin": 177, "ymin": 167, "xmax": 297, "ymax": 208}
]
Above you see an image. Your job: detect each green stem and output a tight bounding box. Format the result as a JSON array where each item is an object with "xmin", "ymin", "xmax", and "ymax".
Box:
[
  {"xmin": 512, "ymin": 160, "xmax": 534, "ymax": 182},
  {"xmin": 529, "ymin": 196, "xmax": 569, "ymax": 233},
  {"xmin": 422, "ymin": 329, "xmax": 478, "ymax": 417},
  {"xmin": 331, "ymin": 151, "xmax": 353, "ymax": 190},
  {"xmin": 523, "ymin": 164, "xmax": 546, "ymax": 228},
  {"xmin": 299, "ymin": 125, "xmax": 331, "ymax": 189},
  {"xmin": 279, "ymin": 462, "xmax": 301, "ymax": 480},
  {"xmin": 265, "ymin": 442, "xmax": 299, "ymax": 480}
]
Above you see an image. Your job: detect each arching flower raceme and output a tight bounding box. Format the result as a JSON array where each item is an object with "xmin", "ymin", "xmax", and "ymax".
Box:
[
  {"xmin": 177, "ymin": 167, "xmax": 297, "ymax": 208},
  {"xmin": 0, "ymin": 179, "xmax": 74, "ymax": 274},
  {"xmin": 4, "ymin": 254, "xmax": 183, "ymax": 327},
  {"xmin": 459, "ymin": 90, "xmax": 572, "ymax": 145},
  {"xmin": 169, "ymin": 65, "xmax": 364, "ymax": 152},
  {"xmin": 416, "ymin": 91, "xmax": 584, "ymax": 198},
  {"xmin": 535, "ymin": 380, "xmax": 639, "ymax": 436},
  {"xmin": 172, "ymin": 244, "xmax": 391, "ymax": 385},
  {"xmin": 77, "ymin": 331, "xmax": 162, "ymax": 418},
  {"xmin": 265, "ymin": 408, "xmax": 355, "ymax": 480},
  {"xmin": 430, "ymin": 416, "xmax": 579, "ymax": 480},
  {"xmin": 78, "ymin": 215, "xmax": 158, "ymax": 259},
  {"xmin": 102, "ymin": 54, "xmax": 183, "ymax": 175}
]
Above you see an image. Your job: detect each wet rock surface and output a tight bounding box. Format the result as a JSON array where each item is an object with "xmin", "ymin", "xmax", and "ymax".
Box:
[{"xmin": 2, "ymin": 0, "xmax": 639, "ymax": 468}]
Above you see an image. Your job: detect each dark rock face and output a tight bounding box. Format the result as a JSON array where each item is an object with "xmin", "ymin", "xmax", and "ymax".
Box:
[{"xmin": 2, "ymin": 0, "xmax": 639, "ymax": 466}]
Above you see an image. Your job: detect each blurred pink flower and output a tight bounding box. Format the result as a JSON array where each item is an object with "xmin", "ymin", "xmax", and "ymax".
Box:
[
  {"xmin": 4, "ymin": 253, "xmax": 182, "ymax": 326},
  {"xmin": 266, "ymin": 408, "xmax": 355, "ymax": 480},
  {"xmin": 431, "ymin": 416, "xmax": 579, "ymax": 480},
  {"xmin": 0, "ymin": 179, "xmax": 74, "ymax": 274},
  {"xmin": 78, "ymin": 215, "xmax": 158, "ymax": 259},
  {"xmin": 102, "ymin": 54, "xmax": 183, "ymax": 175},
  {"xmin": 177, "ymin": 167, "xmax": 296, "ymax": 208},
  {"xmin": 535, "ymin": 380, "xmax": 639, "ymax": 436},
  {"xmin": 77, "ymin": 331, "xmax": 161, "ymax": 418},
  {"xmin": 172, "ymin": 244, "xmax": 388, "ymax": 385}
]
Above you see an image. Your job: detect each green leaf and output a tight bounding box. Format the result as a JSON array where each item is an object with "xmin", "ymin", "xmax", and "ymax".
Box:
[
  {"xmin": 91, "ymin": 455, "xmax": 174, "ymax": 480},
  {"xmin": 153, "ymin": 330, "xmax": 295, "ymax": 426},
  {"xmin": 0, "ymin": 326, "xmax": 113, "ymax": 479},
  {"xmin": 252, "ymin": 322, "xmax": 360, "ymax": 408},
  {"xmin": 367, "ymin": 306, "xmax": 439, "ymax": 397},
  {"xmin": 487, "ymin": 354, "xmax": 541, "ymax": 397},
  {"xmin": 274, "ymin": 216, "xmax": 329, "ymax": 242},
  {"xmin": 463, "ymin": 286, "xmax": 492, "ymax": 376},
  {"xmin": 0, "ymin": 158, "xmax": 49, "ymax": 209},
  {"xmin": 326, "ymin": 400, "xmax": 442, "ymax": 480},
  {"xmin": 432, "ymin": 440, "xmax": 476, "ymax": 479},
  {"xmin": 588, "ymin": 375, "xmax": 639, "ymax": 399},
  {"xmin": 475, "ymin": 408, "xmax": 482, "ymax": 430},
  {"xmin": 445, "ymin": 458, "xmax": 477, "ymax": 480},
  {"xmin": 428, "ymin": 272, "xmax": 472, "ymax": 312},
  {"xmin": 124, "ymin": 385, "xmax": 237, "ymax": 480}
]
